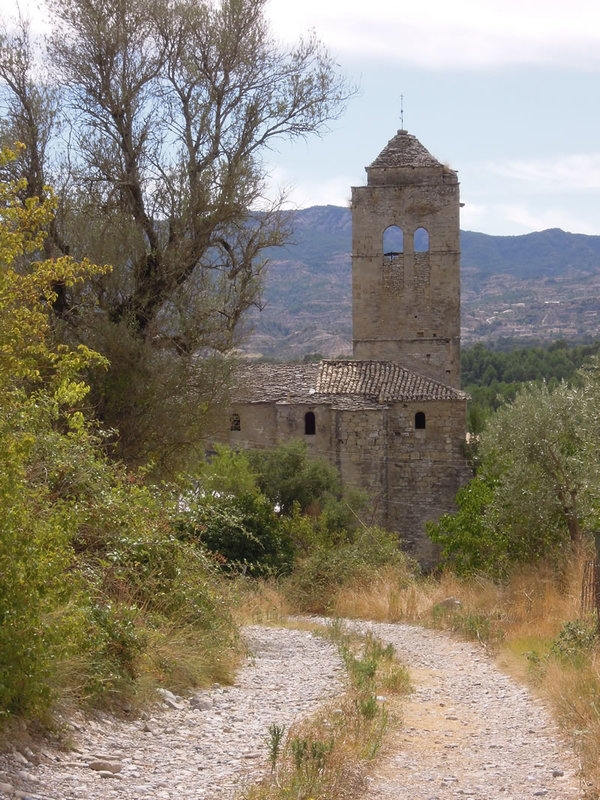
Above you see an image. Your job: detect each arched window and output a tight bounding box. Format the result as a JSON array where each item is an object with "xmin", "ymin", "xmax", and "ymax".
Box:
[
  {"xmin": 230, "ymin": 413, "xmax": 241, "ymax": 432},
  {"xmin": 383, "ymin": 225, "xmax": 403, "ymax": 257},
  {"xmin": 414, "ymin": 227, "xmax": 429, "ymax": 253},
  {"xmin": 304, "ymin": 411, "xmax": 316, "ymax": 435},
  {"xmin": 415, "ymin": 411, "xmax": 426, "ymax": 430}
]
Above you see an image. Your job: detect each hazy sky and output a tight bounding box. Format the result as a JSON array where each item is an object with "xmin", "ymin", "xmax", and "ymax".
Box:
[
  {"xmin": 3, "ymin": 0, "xmax": 599, "ymax": 235},
  {"xmin": 266, "ymin": 0, "xmax": 600, "ymax": 236}
]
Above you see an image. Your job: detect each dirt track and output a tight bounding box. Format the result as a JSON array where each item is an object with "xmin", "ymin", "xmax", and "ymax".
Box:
[{"xmin": 0, "ymin": 621, "xmax": 587, "ymax": 799}]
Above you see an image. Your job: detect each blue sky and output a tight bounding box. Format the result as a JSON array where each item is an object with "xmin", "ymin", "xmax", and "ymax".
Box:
[
  {"xmin": 266, "ymin": 0, "xmax": 600, "ymax": 236},
  {"xmin": 5, "ymin": 0, "xmax": 600, "ymax": 236}
]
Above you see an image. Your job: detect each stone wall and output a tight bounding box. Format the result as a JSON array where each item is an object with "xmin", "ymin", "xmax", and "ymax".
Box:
[
  {"xmin": 385, "ymin": 399, "xmax": 472, "ymax": 565},
  {"xmin": 219, "ymin": 395, "xmax": 470, "ymax": 566},
  {"xmin": 352, "ymin": 171, "xmax": 461, "ymax": 388}
]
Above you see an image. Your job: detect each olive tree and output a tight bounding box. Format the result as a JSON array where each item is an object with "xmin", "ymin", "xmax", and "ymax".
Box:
[
  {"xmin": 0, "ymin": 0, "xmax": 351, "ymax": 472},
  {"xmin": 430, "ymin": 379, "xmax": 598, "ymax": 576}
]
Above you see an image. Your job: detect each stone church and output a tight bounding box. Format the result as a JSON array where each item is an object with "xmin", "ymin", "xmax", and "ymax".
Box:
[{"xmin": 214, "ymin": 129, "xmax": 472, "ymax": 565}]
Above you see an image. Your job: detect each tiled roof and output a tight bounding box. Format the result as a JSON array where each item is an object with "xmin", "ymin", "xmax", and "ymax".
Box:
[
  {"xmin": 232, "ymin": 360, "xmax": 467, "ymax": 405},
  {"xmin": 317, "ymin": 360, "xmax": 468, "ymax": 401},
  {"xmin": 368, "ymin": 129, "xmax": 442, "ymax": 170}
]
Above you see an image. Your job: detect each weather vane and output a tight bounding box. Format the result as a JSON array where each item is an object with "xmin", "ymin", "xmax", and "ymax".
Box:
[{"xmin": 400, "ymin": 94, "xmax": 405, "ymax": 130}]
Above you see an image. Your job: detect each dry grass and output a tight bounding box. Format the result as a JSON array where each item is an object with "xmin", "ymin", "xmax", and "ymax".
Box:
[
  {"xmin": 330, "ymin": 566, "xmax": 434, "ymax": 621},
  {"xmin": 234, "ymin": 551, "xmax": 600, "ymax": 796},
  {"xmin": 543, "ymin": 654, "xmax": 600, "ymax": 792},
  {"xmin": 230, "ymin": 578, "xmax": 292, "ymax": 626},
  {"xmin": 138, "ymin": 623, "xmax": 242, "ymax": 695},
  {"xmin": 238, "ymin": 622, "xmax": 410, "ymax": 800},
  {"xmin": 240, "ymin": 696, "xmax": 378, "ymax": 800}
]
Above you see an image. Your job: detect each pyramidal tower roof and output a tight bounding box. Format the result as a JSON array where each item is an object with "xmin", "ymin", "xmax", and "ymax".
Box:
[{"xmin": 368, "ymin": 129, "xmax": 443, "ymax": 169}]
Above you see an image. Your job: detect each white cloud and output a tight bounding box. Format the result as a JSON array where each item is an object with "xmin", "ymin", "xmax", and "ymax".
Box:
[
  {"xmin": 492, "ymin": 154, "xmax": 600, "ymax": 190},
  {"xmin": 2, "ymin": 0, "xmax": 51, "ymax": 34},
  {"xmin": 267, "ymin": 0, "xmax": 600, "ymax": 69},
  {"xmin": 266, "ymin": 166, "xmax": 354, "ymax": 210},
  {"xmin": 499, "ymin": 203, "xmax": 599, "ymax": 235},
  {"xmin": 459, "ymin": 199, "xmax": 599, "ymax": 236},
  {"xmin": 459, "ymin": 202, "xmax": 489, "ymax": 232},
  {"xmin": 8, "ymin": 0, "xmax": 600, "ymax": 69}
]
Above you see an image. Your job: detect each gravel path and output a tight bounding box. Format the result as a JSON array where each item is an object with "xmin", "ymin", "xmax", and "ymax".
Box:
[
  {"xmin": 0, "ymin": 621, "xmax": 587, "ymax": 800},
  {"xmin": 352, "ymin": 621, "xmax": 585, "ymax": 800}
]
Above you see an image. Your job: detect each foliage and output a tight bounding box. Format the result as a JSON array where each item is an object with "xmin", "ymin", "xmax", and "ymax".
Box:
[
  {"xmin": 427, "ymin": 478, "xmax": 499, "ymax": 576},
  {"xmin": 430, "ymin": 376, "xmax": 600, "ymax": 577},
  {"xmin": 195, "ymin": 444, "xmax": 259, "ymax": 497},
  {"xmin": 247, "ymin": 439, "xmax": 359, "ymax": 524},
  {"xmin": 0, "ymin": 148, "xmax": 237, "ymax": 720},
  {"xmin": 549, "ymin": 618, "xmax": 598, "ymax": 666},
  {"xmin": 1, "ymin": 0, "xmax": 352, "ymax": 473},
  {"xmin": 462, "ymin": 339, "xmax": 600, "ymax": 424},
  {"xmin": 0, "ymin": 144, "xmax": 106, "ymax": 717},
  {"xmin": 175, "ymin": 488, "xmax": 294, "ymax": 577},
  {"xmin": 284, "ymin": 526, "xmax": 415, "ymax": 614},
  {"xmin": 0, "ymin": 458, "xmax": 80, "ymax": 717},
  {"xmin": 73, "ymin": 471, "xmax": 238, "ymax": 700},
  {"xmin": 175, "ymin": 442, "xmax": 363, "ymax": 577},
  {"xmin": 482, "ymin": 381, "xmax": 591, "ymax": 545},
  {"xmin": 462, "ymin": 340, "xmax": 599, "ymax": 390}
]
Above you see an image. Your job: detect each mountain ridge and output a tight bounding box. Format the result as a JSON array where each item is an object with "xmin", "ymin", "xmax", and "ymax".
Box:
[{"xmin": 243, "ymin": 206, "xmax": 600, "ymax": 360}]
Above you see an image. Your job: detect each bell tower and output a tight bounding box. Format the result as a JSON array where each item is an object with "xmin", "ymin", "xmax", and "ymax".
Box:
[{"xmin": 351, "ymin": 129, "xmax": 461, "ymax": 388}]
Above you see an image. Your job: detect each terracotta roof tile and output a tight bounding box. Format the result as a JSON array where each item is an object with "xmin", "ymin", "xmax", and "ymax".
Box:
[
  {"xmin": 317, "ymin": 360, "xmax": 467, "ymax": 401},
  {"xmin": 233, "ymin": 360, "xmax": 468, "ymax": 405}
]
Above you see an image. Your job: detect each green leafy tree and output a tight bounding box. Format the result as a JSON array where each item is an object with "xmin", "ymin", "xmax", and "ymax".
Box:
[
  {"xmin": 247, "ymin": 439, "xmax": 351, "ymax": 518},
  {"xmin": 0, "ymin": 145, "xmax": 107, "ymax": 716},
  {"xmin": 461, "ymin": 340, "xmax": 600, "ymax": 417},
  {"xmin": 174, "ymin": 442, "xmax": 365, "ymax": 575},
  {"xmin": 1, "ymin": 0, "xmax": 352, "ymax": 473},
  {"xmin": 195, "ymin": 443, "xmax": 259, "ymax": 497},
  {"xmin": 482, "ymin": 382, "xmax": 588, "ymax": 546},
  {"xmin": 176, "ymin": 490, "xmax": 294, "ymax": 577},
  {"xmin": 175, "ymin": 446, "xmax": 293, "ymax": 576},
  {"xmin": 431, "ymin": 379, "xmax": 598, "ymax": 577},
  {"xmin": 0, "ymin": 148, "xmax": 237, "ymax": 717},
  {"xmin": 428, "ymin": 477, "xmax": 500, "ymax": 576}
]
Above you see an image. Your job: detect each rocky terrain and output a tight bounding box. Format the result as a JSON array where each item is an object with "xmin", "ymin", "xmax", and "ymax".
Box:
[
  {"xmin": 0, "ymin": 621, "xmax": 587, "ymax": 800},
  {"xmin": 242, "ymin": 206, "xmax": 600, "ymax": 359}
]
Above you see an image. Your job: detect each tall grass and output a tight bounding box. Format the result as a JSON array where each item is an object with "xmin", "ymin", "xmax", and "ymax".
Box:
[{"xmin": 235, "ymin": 548, "xmax": 600, "ymax": 796}]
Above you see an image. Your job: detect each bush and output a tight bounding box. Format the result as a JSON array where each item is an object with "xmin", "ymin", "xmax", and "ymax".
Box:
[
  {"xmin": 247, "ymin": 440, "xmax": 346, "ymax": 517},
  {"xmin": 284, "ymin": 526, "xmax": 414, "ymax": 613},
  {"xmin": 549, "ymin": 619, "xmax": 598, "ymax": 666},
  {"xmin": 0, "ymin": 462, "xmax": 80, "ymax": 717},
  {"xmin": 427, "ymin": 477, "xmax": 502, "ymax": 577},
  {"xmin": 0, "ymin": 150, "xmax": 238, "ymax": 721},
  {"xmin": 179, "ymin": 443, "xmax": 365, "ymax": 578},
  {"xmin": 175, "ymin": 489, "xmax": 294, "ymax": 577}
]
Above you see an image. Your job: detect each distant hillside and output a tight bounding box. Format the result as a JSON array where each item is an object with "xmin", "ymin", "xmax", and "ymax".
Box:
[{"xmin": 243, "ymin": 206, "xmax": 600, "ymax": 359}]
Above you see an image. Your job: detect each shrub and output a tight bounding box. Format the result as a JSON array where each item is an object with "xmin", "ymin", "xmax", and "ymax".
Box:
[
  {"xmin": 175, "ymin": 489, "xmax": 294, "ymax": 577},
  {"xmin": 549, "ymin": 619, "xmax": 598, "ymax": 666},
  {"xmin": 284, "ymin": 526, "xmax": 415, "ymax": 613},
  {"xmin": 247, "ymin": 440, "xmax": 346, "ymax": 517},
  {"xmin": 427, "ymin": 477, "xmax": 502, "ymax": 577},
  {"xmin": 178, "ymin": 443, "xmax": 366, "ymax": 577},
  {"xmin": 0, "ymin": 149, "xmax": 238, "ymax": 720},
  {"xmin": 0, "ymin": 464, "xmax": 81, "ymax": 717}
]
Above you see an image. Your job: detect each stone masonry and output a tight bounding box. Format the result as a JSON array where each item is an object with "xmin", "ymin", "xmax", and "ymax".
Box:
[
  {"xmin": 352, "ymin": 129, "xmax": 462, "ymax": 388},
  {"xmin": 209, "ymin": 130, "xmax": 472, "ymax": 566}
]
